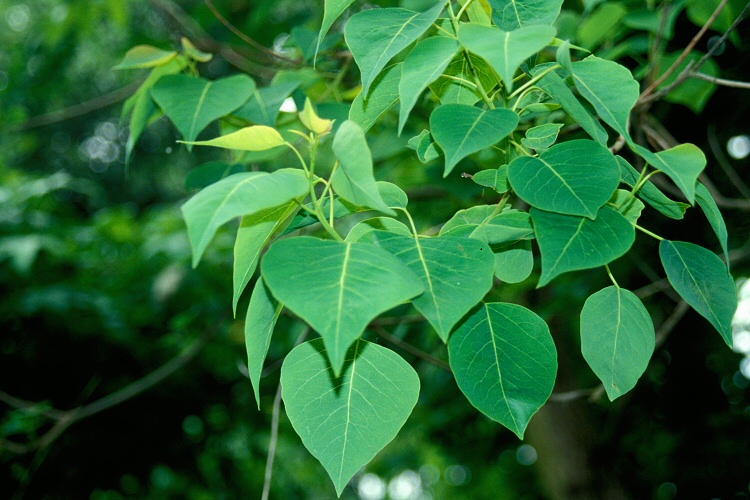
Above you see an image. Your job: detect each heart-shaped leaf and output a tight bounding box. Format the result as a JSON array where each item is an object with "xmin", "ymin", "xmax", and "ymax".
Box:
[
  {"xmin": 449, "ymin": 302, "xmax": 557, "ymax": 439},
  {"xmin": 508, "ymin": 139, "xmax": 620, "ymax": 218},
  {"xmin": 659, "ymin": 240, "xmax": 737, "ymax": 347},
  {"xmin": 580, "ymin": 286, "xmax": 655, "ymax": 401},
  {"xmin": 521, "ymin": 123, "xmax": 563, "ymax": 151},
  {"xmin": 151, "ymin": 74, "xmax": 255, "ymax": 149},
  {"xmin": 532, "ymin": 206, "xmax": 635, "ymax": 286},
  {"xmin": 261, "ymin": 237, "xmax": 425, "ymax": 374},
  {"xmin": 245, "ymin": 279, "xmax": 282, "ymax": 408},
  {"xmin": 494, "ymin": 240, "xmax": 534, "ymax": 283},
  {"xmin": 282, "ymin": 339, "xmax": 419, "ymax": 497},
  {"xmin": 632, "ymin": 143, "xmax": 705, "ymax": 204},
  {"xmin": 489, "ymin": 0, "xmax": 564, "ymax": 31},
  {"xmin": 431, "ymin": 104, "xmax": 518, "ymax": 176}
]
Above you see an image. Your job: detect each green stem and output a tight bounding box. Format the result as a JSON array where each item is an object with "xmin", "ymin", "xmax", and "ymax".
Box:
[
  {"xmin": 400, "ymin": 208, "xmax": 421, "ymax": 239},
  {"xmin": 286, "ymin": 142, "xmax": 309, "ymax": 175},
  {"xmin": 508, "ymin": 64, "xmax": 561, "ymax": 99},
  {"xmin": 439, "ymin": 74, "xmax": 478, "ymax": 88},
  {"xmin": 605, "ymin": 264, "xmax": 620, "ymax": 288},
  {"xmin": 634, "ymin": 224, "xmax": 664, "ymax": 241},
  {"xmin": 456, "ymin": 0, "xmax": 476, "ymax": 21}
]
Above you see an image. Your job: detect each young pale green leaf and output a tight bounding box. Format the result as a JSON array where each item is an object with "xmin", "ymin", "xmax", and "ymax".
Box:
[
  {"xmin": 181, "ymin": 169, "xmax": 308, "ymax": 267},
  {"xmin": 580, "ymin": 286, "xmax": 655, "ymax": 400},
  {"xmin": 532, "ymin": 206, "xmax": 635, "ymax": 286},
  {"xmin": 521, "ymin": 123, "xmax": 563, "ymax": 151},
  {"xmin": 282, "ymin": 339, "xmax": 419, "ymax": 497},
  {"xmin": 449, "ymin": 303, "xmax": 557, "ymax": 439},
  {"xmin": 536, "ymin": 70, "xmax": 609, "ymax": 145},
  {"xmin": 317, "ymin": 0, "xmax": 355, "ymax": 59},
  {"xmin": 632, "ymin": 143, "xmax": 705, "ymax": 204},
  {"xmin": 488, "ymin": 0, "xmax": 564, "ymax": 31},
  {"xmin": 180, "ymin": 125, "xmax": 287, "ymax": 151},
  {"xmin": 431, "ymin": 104, "xmax": 518, "ymax": 176},
  {"xmin": 570, "ymin": 56, "xmax": 639, "ymax": 140},
  {"xmin": 494, "ymin": 240, "xmax": 534, "ymax": 283},
  {"xmin": 345, "ymin": 1, "xmax": 447, "ymax": 96},
  {"xmin": 151, "ymin": 74, "xmax": 255, "ymax": 149},
  {"xmin": 407, "ymin": 129, "xmax": 440, "ymax": 163},
  {"xmin": 331, "ymin": 121, "xmax": 394, "ymax": 215},
  {"xmin": 458, "ymin": 24, "xmax": 556, "ymax": 92},
  {"xmin": 261, "ymin": 237, "xmax": 425, "ymax": 375},
  {"xmin": 245, "ymin": 279, "xmax": 282, "ymax": 409},
  {"xmin": 472, "ymin": 165, "xmax": 510, "ymax": 193},
  {"xmin": 617, "ymin": 156, "xmax": 688, "ymax": 220},
  {"xmin": 181, "ymin": 37, "xmax": 212, "ymax": 63},
  {"xmin": 233, "ymin": 202, "xmax": 299, "ymax": 314},
  {"xmin": 299, "ymin": 97, "xmax": 333, "ymax": 134},
  {"xmin": 430, "ymin": 53, "xmax": 497, "ymax": 105},
  {"xmin": 399, "ymin": 37, "xmax": 460, "ymax": 134},
  {"xmin": 114, "ymin": 45, "xmax": 177, "ymax": 70},
  {"xmin": 349, "ymin": 63, "xmax": 402, "ymax": 133},
  {"xmin": 508, "ymin": 139, "xmax": 620, "ymax": 218},
  {"xmin": 371, "ymin": 232, "xmax": 495, "ymax": 342},
  {"xmin": 659, "ymin": 240, "xmax": 737, "ymax": 347},
  {"xmin": 346, "ymin": 217, "xmax": 412, "ymax": 242},
  {"xmin": 234, "ymin": 80, "xmax": 300, "ymax": 126},
  {"xmin": 695, "ymin": 183, "xmax": 729, "ymax": 265},
  {"xmin": 608, "ymin": 189, "xmax": 645, "ymax": 225}
]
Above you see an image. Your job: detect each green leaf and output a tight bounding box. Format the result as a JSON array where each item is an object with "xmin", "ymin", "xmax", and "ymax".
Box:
[
  {"xmin": 608, "ymin": 189, "xmax": 645, "ymax": 225},
  {"xmin": 371, "ymin": 233, "xmax": 495, "ymax": 341},
  {"xmin": 345, "ymin": 1, "xmax": 447, "ymax": 96},
  {"xmin": 580, "ymin": 286, "xmax": 655, "ymax": 400},
  {"xmin": 472, "ymin": 165, "xmax": 510, "ymax": 193},
  {"xmin": 521, "ymin": 123, "xmax": 563, "ymax": 151},
  {"xmin": 299, "ymin": 98, "xmax": 333, "ymax": 134},
  {"xmin": 181, "ymin": 37, "xmax": 212, "ymax": 63},
  {"xmin": 234, "ymin": 80, "xmax": 300, "ymax": 126},
  {"xmin": 488, "ymin": 0, "xmax": 564, "ymax": 31},
  {"xmin": 659, "ymin": 240, "xmax": 737, "ymax": 347},
  {"xmin": 508, "ymin": 139, "xmax": 620, "ymax": 218},
  {"xmin": 471, "ymin": 210, "xmax": 534, "ymax": 245},
  {"xmin": 617, "ymin": 156, "xmax": 688, "ymax": 220},
  {"xmin": 439, "ymin": 205, "xmax": 497, "ymax": 235},
  {"xmin": 430, "ymin": 53, "xmax": 497, "ymax": 105},
  {"xmin": 185, "ymin": 161, "xmax": 245, "ymax": 191},
  {"xmin": 181, "ymin": 169, "xmax": 309, "ymax": 267},
  {"xmin": 494, "ymin": 240, "xmax": 534, "ymax": 283},
  {"xmin": 181, "ymin": 125, "xmax": 287, "ymax": 151},
  {"xmin": 151, "ymin": 74, "xmax": 255, "ymax": 149},
  {"xmin": 570, "ymin": 56, "xmax": 639, "ymax": 140},
  {"xmin": 532, "ymin": 206, "xmax": 635, "ymax": 286},
  {"xmin": 376, "ymin": 181, "xmax": 408, "ymax": 209},
  {"xmin": 317, "ymin": 0, "xmax": 355, "ymax": 59},
  {"xmin": 407, "ymin": 129, "xmax": 441, "ymax": 163},
  {"xmin": 346, "ymin": 217, "xmax": 412, "ymax": 242},
  {"xmin": 331, "ymin": 121, "xmax": 394, "ymax": 215},
  {"xmin": 695, "ymin": 183, "xmax": 729, "ymax": 266},
  {"xmin": 431, "ymin": 104, "xmax": 518, "ymax": 176},
  {"xmin": 536, "ymin": 70, "xmax": 609, "ymax": 145},
  {"xmin": 233, "ymin": 202, "xmax": 299, "ymax": 314},
  {"xmin": 281, "ymin": 339, "xmax": 419, "ymax": 497},
  {"xmin": 245, "ymin": 279, "xmax": 282, "ymax": 409},
  {"xmin": 262, "ymin": 238, "xmax": 425, "ymax": 374},
  {"xmin": 577, "ymin": 2, "xmax": 627, "ymax": 50},
  {"xmin": 449, "ymin": 303, "xmax": 557, "ymax": 439},
  {"xmin": 399, "ymin": 37, "xmax": 460, "ymax": 134},
  {"xmin": 631, "ymin": 143, "xmax": 705, "ymax": 204},
  {"xmin": 114, "ymin": 45, "xmax": 177, "ymax": 69},
  {"xmin": 458, "ymin": 24, "xmax": 556, "ymax": 92},
  {"xmin": 349, "ymin": 63, "xmax": 402, "ymax": 133}
]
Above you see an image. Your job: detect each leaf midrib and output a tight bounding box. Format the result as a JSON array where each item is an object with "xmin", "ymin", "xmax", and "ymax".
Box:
[
  {"xmin": 486, "ymin": 305, "xmax": 519, "ymax": 433},
  {"xmin": 189, "ymin": 82, "xmax": 212, "ymax": 140}
]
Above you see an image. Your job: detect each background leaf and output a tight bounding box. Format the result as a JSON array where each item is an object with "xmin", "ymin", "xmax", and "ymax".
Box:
[
  {"xmin": 617, "ymin": 156, "xmax": 689, "ymax": 219},
  {"xmin": 281, "ymin": 339, "xmax": 419, "ymax": 496},
  {"xmin": 489, "ymin": 0, "xmax": 564, "ymax": 31},
  {"xmin": 349, "ymin": 63, "xmax": 402, "ymax": 133},
  {"xmin": 317, "ymin": 0, "xmax": 355, "ymax": 59}
]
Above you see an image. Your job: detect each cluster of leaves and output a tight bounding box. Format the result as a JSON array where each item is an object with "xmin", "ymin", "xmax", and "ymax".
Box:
[{"xmin": 115, "ymin": 0, "xmax": 739, "ymax": 495}]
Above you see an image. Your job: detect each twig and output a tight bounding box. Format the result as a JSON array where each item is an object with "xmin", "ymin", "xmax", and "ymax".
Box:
[
  {"xmin": 691, "ymin": 71, "xmax": 750, "ymax": 89},
  {"xmin": 373, "ymin": 325, "xmax": 451, "ymax": 372}
]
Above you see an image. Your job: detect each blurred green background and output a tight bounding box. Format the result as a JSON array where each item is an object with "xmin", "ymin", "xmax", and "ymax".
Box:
[{"xmin": 2, "ymin": 0, "xmax": 750, "ymax": 498}]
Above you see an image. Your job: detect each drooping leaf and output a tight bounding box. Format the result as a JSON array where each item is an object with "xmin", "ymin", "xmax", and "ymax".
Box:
[
  {"xmin": 317, "ymin": 0, "xmax": 355, "ymax": 59},
  {"xmin": 580, "ymin": 286, "xmax": 655, "ymax": 400},
  {"xmin": 331, "ymin": 121, "xmax": 394, "ymax": 215},
  {"xmin": 182, "ymin": 169, "xmax": 309, "ymax": 267},
  {"xmin": 508, "ymin": 139, "xmax": 620, "ymax": 218},
  {"xmin": 181, "ymin": 37, "xmax": 212, "ymax": 63},
  {"xmin": 570, "ymin": 56, "xmax": 639, "ymax": 140},
  {"xmin": 245, "ymin": 279, "xmax": 282, "ymax": 409},
  {"xmin": 185, "ymin": 161, "xmax": 246, "ymax": 191},
  {"xmin": 608, "ymin": 189, "xmax": 645, "ymax": 225},
  {"xmin": 521, "ymin": 123, "xmax": 563, "ymax": 151},
  {"xmin": 659, "ymin": 240, "xmax": 737, "ymax": 346},
  {"xmin": 349, "ymin": 63, "xmax": 402, "ymax": 133},
  {"xmin": 494, "ymin": 240, "xmax": 534, "ymax": 283},
  {"xmin": 233, "ymin": 202, "xmax": 299, "ymax": 314},
  {"xmin": 346, "ymin": 217, "xmax": 412, "ymax": 242},
  {"xmin": 299, "ymin": 97, "xmax": 333, "ymax": 134},
  {"xmin": 345, "ymin": 1, "xmax": 448, "ymax": 95},
  {"xmin": 632, "ymin": 143, "xmax": 705, "ymax": 204},
  {"xmin": 430, "ymin": 104, "xmax": 518, "ymax": 176},
  {"xmin": 488, "ymin": 0, "xmax": 564, "ymax": 31},
  {"xmin": 407, "ymin": 129, "xmax": 441, "ymax": 163},
  {"xmin": 371, "ymin": 232, "xmax": 495, "ymax": 341},
  {"xmin": 399, "ymin": 37, "xmax": 460, "ymax": 134},
  {"xmin": 458, "ymin": 24, "xmax": 556, "ymax": 92},
  {"xmin": 180, "ymin": 125, "xmax": 287, "ymax": 151},
  {"xmin": 695, "ymin": 183, "xmax": 729, "ymax": 266},
  {"xmin": 536, "ymin": 70, "xmax": 609, "ymax": 145},
  {"xmin": 151, "ymin": 74, "xmax": 256, "ymax": 149},
  {"xmin": 472, "ymin": 165, "xmax": 510, "ymax": 193},
  {"xmin": 531, "ymin": 206, "xmax": 635, "ymax": 286},
  {"xmin": 617, "ymin": 156, "xmax": 689, "ymax": 220},
  {"xmin": 282, "ymin": 339, "xmax": 419, "ymax": 496},
  {"xmin": 430, "ymin": 53, "xmax": 498, "ymax": 105},
  {"xmin": 114, "ymin": 45, "xmax": 177, "ymax": 70},
  {"xmin": 449, "ymin": 303, "xmax": 557, "ymax": 439},
  {"xmin": 262, "ymin": 238, "xmax": 425, "ymax": 374},
  {"xmin": 234, "ymin": 80, "xmax": 300, "ymax": 126}
]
